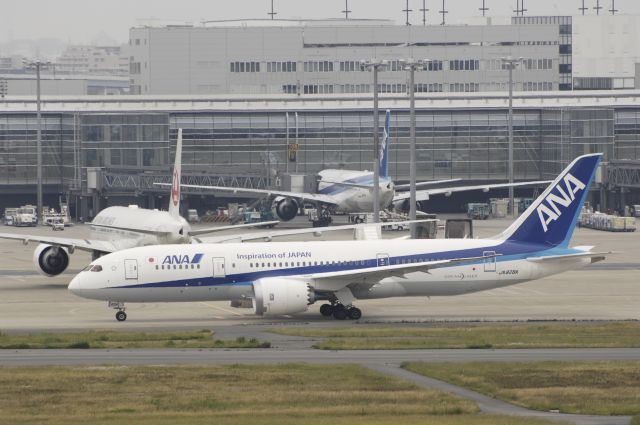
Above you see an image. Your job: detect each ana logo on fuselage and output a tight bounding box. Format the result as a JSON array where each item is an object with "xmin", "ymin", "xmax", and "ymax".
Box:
[
  {"xmin": 162, "ymin": 253, "xmax": 204, "ymax": 265},
  {"xmin": 536, "ymin": 173, "xmax": 586, "ymax": 232}
]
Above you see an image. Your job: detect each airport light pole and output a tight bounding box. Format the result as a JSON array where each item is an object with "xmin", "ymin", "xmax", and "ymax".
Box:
[
  {"xmin": 401, "ymin": 58, "xmax": 430, "ymax": 238},
  {"xmin": 362, "ymin": 59, "xmax": 387, "ymax": 222},
  {"xmin": 25, "ymin": 60, "xmax": 51, "ymax": 224},
  {"xmin": 501, "ymin": 57, "xmax": 522, "ymax": 217}
]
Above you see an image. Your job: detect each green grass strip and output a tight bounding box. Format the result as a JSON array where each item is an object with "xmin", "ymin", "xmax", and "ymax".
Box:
[
  {"xmin": 0, "ymin": 364, "xmax": 565, "ymax": 425},
  {"xmin": 0, "ymin": 330, "xmax": 270, "ymax": 349},
  {"xmin": 403, "ymin": 360, "xmax": 640, "ymax": 416},
  {"xmin": 272, "ymin": 322, "xmax": 640, "ymax": 350}
]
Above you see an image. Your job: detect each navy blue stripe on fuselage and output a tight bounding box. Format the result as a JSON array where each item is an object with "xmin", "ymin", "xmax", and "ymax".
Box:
[{"xmin": 109, "ymin": 241, "xmax": 581, "ymax": 290}]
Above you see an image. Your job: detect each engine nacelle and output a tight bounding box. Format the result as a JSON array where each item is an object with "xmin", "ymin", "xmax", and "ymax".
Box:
[
  {"xmin": 252, "ymin": 278, "xmax": 315, "ymax": 316},
  {"xmin": 392, "ymin": 199, "xmax": 423, "ymax": 214},
  {"xmin": 33, "ymin": 244, "xmax": 70, "ymax": 277},
  {"xmin": 274, "ymin": 197, "xmax": 299, "ymax": 221}
]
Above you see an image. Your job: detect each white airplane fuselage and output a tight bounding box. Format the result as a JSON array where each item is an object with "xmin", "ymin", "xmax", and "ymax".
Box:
[
  {"xmin": 317, "ymin": 169, "xmax": 395, "ymax": 212},
  {"xmin": 89, "ymin": 206, "xmax": 190, "ymax": 251},
  {"xmin": 69, "ymin": 238, "xmax": 590, "ymax": 304}
]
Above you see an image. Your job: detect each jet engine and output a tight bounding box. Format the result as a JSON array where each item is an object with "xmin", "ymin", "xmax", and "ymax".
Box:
[
  {"xmin": 252, "ymin": 278, "xmax": 315, "ymax": 316},
  {"xmin": 33, "ymin": 244, "xmax": 70, "ymax": 277},
  {"xmin": 393, "ymin": 199, "xmax": 423, "ymax": 214},
  {"xmin": 274, "ymin": 197, "xmax": 299, "ymax": 221}
]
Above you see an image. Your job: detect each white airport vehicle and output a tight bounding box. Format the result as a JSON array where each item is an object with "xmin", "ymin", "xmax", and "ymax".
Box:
[
  {"xmin": 168, "ymin": 111, "xmax": 550, "ymax": 223},
  {"xmin": 69, "ymin": 153, "xmax": 609, "ymax": 322},
  {"xmin": 0, "ymin": 129, "xmax": 278, "ymax": 277},
  {"xmin": 4, "ymin": 206, "xmax": 37, "ymax": 227}
]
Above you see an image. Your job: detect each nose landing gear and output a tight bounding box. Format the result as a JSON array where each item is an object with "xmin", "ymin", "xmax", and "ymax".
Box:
[{"xmin": 109, "ymin": 301, "xmax": 127, "ymax": 322}]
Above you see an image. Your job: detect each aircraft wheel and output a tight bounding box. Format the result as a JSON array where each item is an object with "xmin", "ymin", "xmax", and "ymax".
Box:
[
  {"xmin": 347, "ymin": 307, "xmax": 362, "ymax": 320},
  {"xmin": 320, "ymin": 304, "xmax": 334, "ymax": 317},
  {"xmin": 333, "ymin": 306, "xmax": 347, "ymax": 320},
  {"xmin": 115, "ymin": 311, "xmax": 127, "ymax": 322}
]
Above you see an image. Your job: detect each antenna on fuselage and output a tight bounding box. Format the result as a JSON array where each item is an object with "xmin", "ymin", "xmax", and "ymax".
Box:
[{"xmin": 168, "ymin": 128, "xmax": 183, "ymax": 219}]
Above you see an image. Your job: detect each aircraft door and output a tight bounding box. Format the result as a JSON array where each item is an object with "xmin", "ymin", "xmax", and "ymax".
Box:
[
  {"xmin": 483, "ymin": 251, "xmax": 496, "ymax": 273},
  {"xmin": 212, "ymin": 257, "xmax": 226, "ymax": 278},
  {"xmin": 124, "ymin": 259, "xmax": 138, "ymax": 280},
  {"xmin": 376, "ymin": 254, "xmax": 390, "ymax": 267}
]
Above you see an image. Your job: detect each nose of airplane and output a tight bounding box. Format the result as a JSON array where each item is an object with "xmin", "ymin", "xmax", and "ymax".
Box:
[{"xmin": 67, "ymin": 273, "xmax": 84, "ymax": 297}]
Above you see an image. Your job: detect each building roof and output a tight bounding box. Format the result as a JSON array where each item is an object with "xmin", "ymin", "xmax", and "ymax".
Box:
[{"xmin": 2, "ymin": 91, "xmax": 640, "ymax": 113}]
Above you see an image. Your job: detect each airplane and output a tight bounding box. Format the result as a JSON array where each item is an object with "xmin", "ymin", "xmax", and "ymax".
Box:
[
  {"xmin": 167, "ymin": 110, "xmax": 551, "ymax": 222},
  {"xmin": 0, "ymin": 129, "xmax": 279, "ymax": 277},
  {"xmin": 69, "ymin": 153, "xmax": 609, "ymax": 322}
]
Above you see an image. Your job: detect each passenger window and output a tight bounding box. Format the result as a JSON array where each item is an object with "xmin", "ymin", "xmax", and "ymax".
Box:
[
  {"xmin": 173, "ymin": 265, "xmax": 177, "ymax": 269},
  {"xmin": 155, "ymin": 265, "xmax": 158, "ymax": 270}
]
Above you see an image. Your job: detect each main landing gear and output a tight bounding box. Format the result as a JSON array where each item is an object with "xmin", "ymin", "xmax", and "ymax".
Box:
[
  {"xmin": 109, "ymin": 301, "xmax": 127, "ymax": 322},
  {"xmin": 319, "ymin": 303, "xmax": 362, "ymax": 320}
]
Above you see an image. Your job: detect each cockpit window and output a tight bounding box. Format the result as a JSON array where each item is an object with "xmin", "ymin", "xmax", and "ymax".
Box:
[
  {"xmin": 82, "ymin": 264, "xmax": 93, "ymax": 272},
  {"xmin": 90, "ymin": 265, "xmax": 103, "ymax": 272}
]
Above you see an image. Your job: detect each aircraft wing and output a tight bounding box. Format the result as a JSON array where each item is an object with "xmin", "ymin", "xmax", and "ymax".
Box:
[
  {"xmin": 189, "ymin": 221, "xmax": 280, "ymax": 236},
  {"xmin": 393, "ymin": 180, "xmax": 552, "ymax": 202},
  {"xmin": 394, "ymin": 178, "xmax": 463, "ymax": 191},
  {"xmin": 317, "ymin": 180, "xmax": 373, "ymax": 190},
  {"xmin": 308, "ymin": 254, "xmax": 493, "ymax": 292},
  {"xmin": 155, "ymin": 183, "xmax": 339, "ymax": 206},
  {"xmin": 526, "ymin": 251, "xmax": 612, "ymax": 264},
  {"xmin": 194, "ymin": 220, "xmax": 436, "ymax": 244},
  {"xmin": 0, "ymin": 232, "xmax": 117, "ymax": 254}
]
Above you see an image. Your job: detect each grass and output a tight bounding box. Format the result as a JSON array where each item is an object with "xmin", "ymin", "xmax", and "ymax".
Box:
[
  {"xmin": 0, "ymin": 330, "xmax": 270, "ymax": 349},
  {"xmin": 0, "ymin": 364, "xmax": 563, "ymax": 425},
  {"xmin": 402, "ymin": 361, "xmax": 640, "ymax": 416},
  {"xmin": 271, "ymin": 322, "xmax": 640, "ymax": 350}
]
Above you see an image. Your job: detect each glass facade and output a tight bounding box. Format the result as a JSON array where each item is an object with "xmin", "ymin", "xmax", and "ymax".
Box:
[{"xmin": 0, "ymin": 105, "xmax": 629, "ymax": 197}]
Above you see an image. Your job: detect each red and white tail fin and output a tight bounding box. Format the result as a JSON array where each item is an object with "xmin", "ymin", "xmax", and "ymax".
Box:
[{"xmin": 168, "ymin": 128, "xmax": 182, "ymax": 219}]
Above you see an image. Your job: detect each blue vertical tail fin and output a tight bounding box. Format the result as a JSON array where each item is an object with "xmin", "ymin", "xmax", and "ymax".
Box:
[
  {"xmin": 379, "ymin": 110, "xmax": 391, "ymax": 178},
  {"xmin": 496, "ymin": 153, "xmax": 602, "ymax": 247}
]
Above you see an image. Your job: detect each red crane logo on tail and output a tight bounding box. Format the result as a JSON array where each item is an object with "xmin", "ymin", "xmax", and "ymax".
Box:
[{"xmin": 171, "ymin": 168, "xmax": 180, "ymax": 207}]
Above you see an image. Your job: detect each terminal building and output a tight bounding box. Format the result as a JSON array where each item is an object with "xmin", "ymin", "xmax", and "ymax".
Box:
[
  {"xmin": 128, "ymin": 15, "xmax": 640, "ymax": 96},
  {"xmin": 1, "ymin": 91, "xmax": 640, "ymax": 219},
  {"xmin": 128, "ymin": 17, "xmax": 570, "ymax": 95}
]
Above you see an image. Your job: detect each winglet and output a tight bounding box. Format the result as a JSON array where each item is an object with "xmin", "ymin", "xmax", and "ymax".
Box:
[
  {"xmin": 379, "ymin": 110, "xmax": 391, "ymax": 178},
  {"xmin": 496, "ymin": 153, "xmax": 602, "ymax": 247},
  {"xmin": 168, "ymin": 128, "xmax": 182, "ymax": 219}
]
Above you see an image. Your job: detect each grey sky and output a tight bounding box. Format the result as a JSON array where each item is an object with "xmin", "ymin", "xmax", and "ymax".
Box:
[{"xmin": 3, "ymin": 0, "xmax": 640, "ymax": 44}]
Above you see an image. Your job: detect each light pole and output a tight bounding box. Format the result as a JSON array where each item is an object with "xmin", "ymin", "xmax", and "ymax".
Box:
[
  {"xmin": 361, "ymin": 59, "xmax": 387, "ymax": 222},
  {"xmin": 501, "ymin": 57, "xmax": 522, "ymax": 217},
  {"xmin": 401, "ymin": 58, "xmax": 429, "ymax": 237},
  {"xmin": 24, "ymin": 60, "xmax": 51, "ymax": 224}
]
